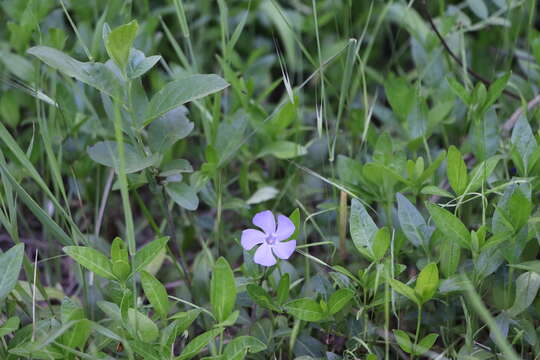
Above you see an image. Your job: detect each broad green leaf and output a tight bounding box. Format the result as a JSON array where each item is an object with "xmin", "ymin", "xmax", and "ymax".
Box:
[
  {"xmin": 511, "ymin": 115, "xmax": 537, "ymax": 173},
  {"xmin": 106, "ymin": 20, "xmax": 138, "ymax": 70},
  {"xmin": 467, "ymin": 156, "xmax": 500, "ymax": 193},
  {"xmin": 284, "ymin": 298, "xmax": 325, "ymax": 322},
  {"xmin": 0, "ymin": 317, "xmax": 19, "ymax": 337},
  {"xmin": 147, "ymin": 106, "xmax": 193, "ymax": 153},
  {"xmin": 246, "ymin": 284, "xmax": 279, "ymax": 312},
  {"xmin": 396, "ymin": 193, "xmax": 431, "ymax": 248},
  {"xmin": 132, "ymin": 237, "xmax": 169, "ymax": 275},
  {"xmin": 246, "ymin": 186, "xmax": 279, "ymax": 205},
  {"xmin": 210, "ymin": 257, "xmax": 237, "ymax": 323},
  {"xmin": 127, "ymin": 308, "xmax": 159, "ymax": 342},
  {"xmin": 439, "ymin": 239, "xmax": 461, "ymax": 277},
  {"xmin": 259, "ymin": 141, "xmax": 308, "ymax": 159},
  {"xmin": 111, "ymin": 237, "xmax": 130, "ymax": 281},
  {"xmin": 87, "ymin": 141, "xmax": 158, "ymax": 174},
  {"xmin": 127, "ymin": 49, "xmax": 161, "ymax": 79},
  {"xmin": 393, "ymin": 330, "xmax": 413, "ymax": 353},
  {"xmin": 349, "ymin": 199, "xmax": 378, "ymax": 260},
  {"xmin": 415, "ymin": 263, "xmax": 439, "ymax": 304},
  {"xmin": 426, "ymin": 203, "xmax": 471, "ymax": 250},
  {"xmin": 276, "ymin": 273, "xmax": 290, "ymax": 305},
  {"xmin": 385, "ymin": 75, "xmax": 415, "ymax": 119},
  {"xmin": 0, "ymin": 243, "xmax": 24, "ymax": 301},
  {"xmin": 388, "ymin": 279, "xmax": 420, "ymax": 305},
  {"xmin": 485, "ymin": 72, "xmax": 511, "ymax": 109},
  {"xmin": 447, "ymin": 146, "xmax": 468, "ymax": 195},
  {"xmin": 27, "ymin": 46, "xmax": 123, "ymax": 98},
  {"xmin": 223, "ymin": 336, "xmax": 267, "ymax": 359},
  {"xmin": 145, "ymin": 74, "xmax": 229, "ymax": 125},
  {"xmin": 372, "ymin": 227, "xmax": 390, "ymax": 261},
  {"xmin": 63, "ymin": 246, "xmax": 116, "ymax": 280},
  {"xmin": 177, "ymin": 328, "xmax": 224, "ymax": 360},
  {"xmin": 415, "ymin": 333, "xmax": 439, "ymax": 355},
  {"xmin": 165, "ymin": 182, "xmax": 199, "ymax": 211},
  {"xmin": 510, "ymin": 260, "xmax": 540, "ymax": 274},
  {"xmin": 446, "ymin": 77, "xmax": 470, "ymax": 105},
  {"xmin": 162, "ymin": 310, "xmax": 201, "ymax": 356},
  {"xmin": 141, "ymin": 271, "xmax": 170, "ymax": 319},
  {"xmin": 467, "ymin": 0, "xmax": 488, "ymax": 19},
  {"xmin": 62, "ymin": 319, "xmax": 91, "ymax": 350},
  {"xmin": 327, "ymin": 288, "xmax": 355, "ymax": 315},
  {"xmin": 508, "ymin": 272, "xmax": 540, "ymax": 317},
  {"xmin": 61, "ymin": 297, "xmax": 84, "ymax": 323}
]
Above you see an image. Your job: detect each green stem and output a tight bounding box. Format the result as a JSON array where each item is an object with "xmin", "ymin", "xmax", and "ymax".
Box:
[{"xmin": 412, "ymin": 305, "xmax": 422, "ymax": 360}]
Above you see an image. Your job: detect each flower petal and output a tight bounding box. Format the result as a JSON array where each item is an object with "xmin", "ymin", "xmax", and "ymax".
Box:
[
  {"xmin": 272, "ymin": 240, "xmax": 296, "ymax": 260},
  {"xmin": 254, "ymin": 243, "xmax": 276, "ymax": 266},
  {"xmin": 241, "ymin": 229, "xmax": 265, "ymax": 251},
  {"xmin": 275, "ymin": 214, "xmax": 295, "ymax": 241},
  {"xmin": 253, "ymin": 210, "xmax": 276, "ymax": 235}
]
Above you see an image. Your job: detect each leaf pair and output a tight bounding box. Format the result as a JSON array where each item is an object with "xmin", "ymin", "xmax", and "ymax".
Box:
[{"xmin": 389, "ymin": 263, "xmax": 439, "ymax": 306}]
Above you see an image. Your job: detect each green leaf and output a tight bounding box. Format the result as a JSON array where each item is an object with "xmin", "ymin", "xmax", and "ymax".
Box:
[
  {"xmin": 446, "ymin": 77, "xmax": 470, "ymax": 105},
  {"xmin": 258, "ymin": 141, "xmax": 308, "ymax": 159},
  {"xmin": 111, "ymin": 237, "xmax": 130, "ymax": 281},
  {"xmin": 385, "ymin": 75, "xmax": 415, "ymax": 119},
  {"xmin": 246, "ymin": 284, "xmax": 279, "ymax": 312},
  {"xmin": 511, "ymin": 115, "xmax": 537, "ymax": 173},
  {"xmin": 27, "ymin": 46, "xmax": 123, "ymax": 98},
  {"xmin": 177, "ymin": 328, "xmax": 224, "ymax": 360},
  {"xmin": 388, "ymin": 279, "xmax": 420, "ymax": 305},
  {"xmin": 284, "ymin": 298, "xmax": 325, "ymax": 322},
  {"xmin": 510, "ymin": 260, "xmax": 540, "ymax": 274},
  {"xmin": 132, "ymin": 236, "xmax": 169, "ymax": 275},
  {"xmin": 127, "ymin": 49, "xmax": 161, "ymax": 79},
  {"xmin": 246, "ymin": 186, "xmax": 279, "ymax": 205},
  {"xmin": 485, "ymin": 72, "xmax": 511, "ymax": 109},
  {"xmin": 87, "ymin": 141, "xmax": 158, "ymax": 174},
  {"xmin": 508, "ymin": 272, "xmax": 540, "ymax": 317},
  {"xmin": 327, "ymin": 288, "xmax": 355, "ymax": 315},
  {"xmin": 210, "ymin": 257, "xmax": 237, "ymax": 323},
  {"xmin": 127, "ymin": 308, "xmax": 159, "ymax": 342},
  {"xmin": 426, "ymin": 203, "xmax": 471, "ymax": 250},
  {"xmin": 396, "ymin": 193, "xmax": 431, "ymax": 248},
  {"xmin": 415, "ymin": 333, "xmax": 439, "ymax": 355},
  {"xmin": 467, "ymin": 156, "xmax": 500, "ymax": 193},
  {"xmin": 147, "ymin": 106, "xmax": 193, "ymax": 153},
  {"xmin": 276, "ymin": 273, "xmax": 290, "ymax": 306},
  {"xmin": 141, "ymin": 271, "xmax": 170, "ymax": 319},
  {"xmin": 105, "ymin": 20, "xmax": 139, "ymax": 70},
  {"xmin": 62, "ymin": 319, "xmax": 92, "ymax": 350},
  {"xmin": 0, "ymin": 317, "xmax": 19, "ymax": 337},
  {"xmin": 349, "ymin": 199, "xmax": 378, "ymax": 260},
  {"xmin": 415, "ymin": 263, "xmax": 439, "ymax": 304},
  {"xmin": 162, "ymin": 310, "xmax": 201, "ymax": 355},
  {"xmin": 165, "ymin": 182, "xmax": 199, "ymax": 211},
  {"xmin": 223, "ymin": 336, "xmax": 267, "ymax": 359},
  {"xmin": 447, "ymin": 145, "xmax": 468, "ymax": 195},
  {"xmin": 0, "ymin": 243, "xmax": 24, "ymax": 301},
  {"xmin": 63, "ymin": 246, "xmax": 116, "ymax": 280},
  {"xmin": 439, "ymin": 239, "xmax": 461, "ymax": 277},
  {"xmin": 372, "ymin": 227, "xmax": 390, "ymax": 261},
  {"xmin": 467, "ymin": 0, "xmax": 488, "ymax": 19},
  {"xmin": 145, "ymin": 74, "xmax": 229, "ymax": 125},
  {"xmin": 393, "ymin": 329, "xmax": 413, "ymax": 354}
]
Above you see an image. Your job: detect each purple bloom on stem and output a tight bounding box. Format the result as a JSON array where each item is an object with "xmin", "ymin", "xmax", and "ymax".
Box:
[{"xmin": 241, "ymin": 210, "xmax": 296, "ymax": 267}]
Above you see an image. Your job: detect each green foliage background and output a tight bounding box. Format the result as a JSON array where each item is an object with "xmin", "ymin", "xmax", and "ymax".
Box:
[{"xmin": 0, "ymin": 0, "xmax": 540, "ymax": 359}]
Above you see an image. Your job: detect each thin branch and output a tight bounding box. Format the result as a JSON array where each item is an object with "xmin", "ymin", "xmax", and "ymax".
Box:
[
  {"xmin": 502, "ymin": 94, "xmax": 540, "ymax": 133},
  {"xmin": 418, "ymin": 1, "xmax": 520, "ymax": 101}
]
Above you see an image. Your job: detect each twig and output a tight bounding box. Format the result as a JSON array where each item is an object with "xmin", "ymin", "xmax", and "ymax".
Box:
[
  {"xmin": 502, "ymin": 94, "xmax": 540, "ymax": 134},
  {"xmin": 418, "ymin": 1, "xmax": 519, "ymax": 101}
]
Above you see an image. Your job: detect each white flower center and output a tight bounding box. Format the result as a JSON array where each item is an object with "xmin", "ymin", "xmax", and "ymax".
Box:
[{"xmin": 266, "ymin": 232, "xmax": 278, "ymax": 245}]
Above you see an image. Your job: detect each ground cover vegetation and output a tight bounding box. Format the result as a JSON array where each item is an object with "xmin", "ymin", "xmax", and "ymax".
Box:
[{"xmin": 0, "ymin": 0, "xmax": 540, "ymax": 359}]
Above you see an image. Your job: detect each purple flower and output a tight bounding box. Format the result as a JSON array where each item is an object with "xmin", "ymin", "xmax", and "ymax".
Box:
[{"xmin": 241, "ymin": 210, "xmax": 296, "ymax": 266}]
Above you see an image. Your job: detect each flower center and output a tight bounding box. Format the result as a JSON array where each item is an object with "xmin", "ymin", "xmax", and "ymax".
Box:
[{"xmin": 265, "ymin": 232, "xmax": 278, "ymax": 245}]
